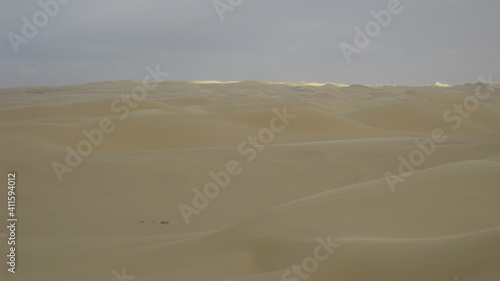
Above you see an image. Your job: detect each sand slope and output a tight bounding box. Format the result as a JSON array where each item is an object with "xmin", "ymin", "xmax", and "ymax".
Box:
[{"xmin": 0, "ymin": 81, "xmax": 499, "ymax": 281}]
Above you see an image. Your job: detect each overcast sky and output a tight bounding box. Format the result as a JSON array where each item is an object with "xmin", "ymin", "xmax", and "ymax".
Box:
[{"xmin": 1, "ymin": 0, "xmax": 499, "ymax": 88}]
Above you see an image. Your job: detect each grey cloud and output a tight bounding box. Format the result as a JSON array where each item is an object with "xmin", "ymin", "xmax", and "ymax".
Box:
[{"xmin": 1, "ymin": 0, "xmax": 499, "ymax": 88}]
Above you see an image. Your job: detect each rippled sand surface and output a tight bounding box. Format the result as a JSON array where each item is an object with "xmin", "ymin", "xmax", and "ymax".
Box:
[{"xmin": 1, "ymin": 81, "xmax": 499, "ymax": 281}]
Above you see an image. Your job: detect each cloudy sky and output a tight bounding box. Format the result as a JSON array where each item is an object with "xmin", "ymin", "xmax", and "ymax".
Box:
[{"xmin": 1, "ymin": 0, "xmax": 499, "ymax": 88}]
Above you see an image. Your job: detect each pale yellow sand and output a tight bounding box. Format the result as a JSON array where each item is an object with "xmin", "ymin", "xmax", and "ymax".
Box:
[{"xmin": 0, "ymin": 81, "xmax": 499, "ymax": 280}]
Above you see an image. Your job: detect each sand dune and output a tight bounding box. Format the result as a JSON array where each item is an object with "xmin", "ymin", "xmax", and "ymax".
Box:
[{"xmin": 0, "ymin": 81, "xmax": 499, "ymax": 280}]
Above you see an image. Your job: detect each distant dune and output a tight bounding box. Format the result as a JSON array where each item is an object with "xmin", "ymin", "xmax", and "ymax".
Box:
[{"xmin": 0, "ymin": 81, "xmax": 499, "ymax": 281}]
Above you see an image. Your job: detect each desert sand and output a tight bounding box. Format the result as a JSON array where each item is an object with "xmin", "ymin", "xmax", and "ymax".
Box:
[{"xmin": 1, "ymin": 81, "xmax": 499, "ymax": 281}]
